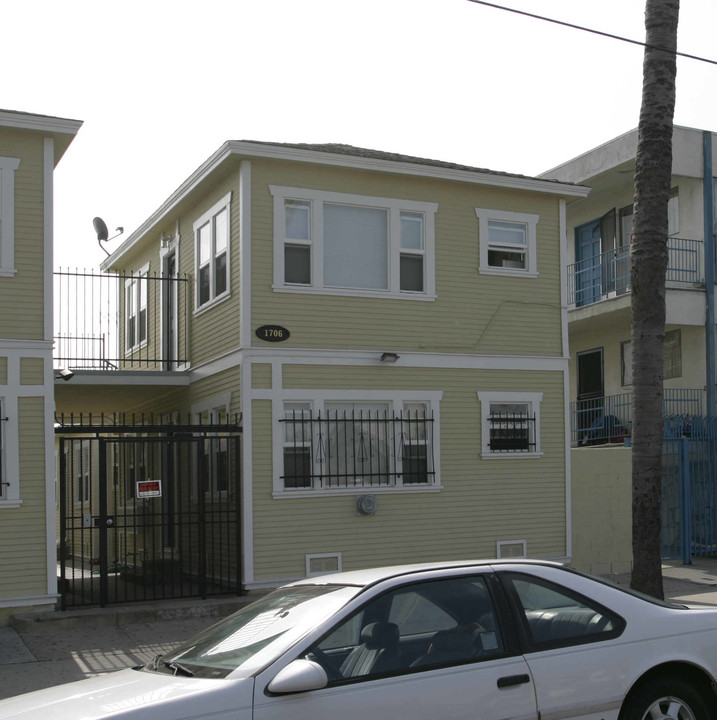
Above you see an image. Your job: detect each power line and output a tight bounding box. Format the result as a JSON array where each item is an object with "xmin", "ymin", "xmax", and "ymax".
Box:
[{"xmin": 466, "ymin": 0, "xmax": 717, "ymax": 66}]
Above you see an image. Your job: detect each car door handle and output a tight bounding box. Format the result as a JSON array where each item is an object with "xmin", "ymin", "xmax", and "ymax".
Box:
[{"xmin": 497, "ymin": 674, "xmax": 531, "ymax": 689}]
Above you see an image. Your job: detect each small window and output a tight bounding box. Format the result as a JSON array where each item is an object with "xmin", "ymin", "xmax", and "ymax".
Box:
[
  {"xmin": 478, "ymin": 392, "xmax": 542, "ymax": 457},
  {"xmin": 304, "ymin": 575, "xmax": 503, "ymax": 683},
  {"xmin": 284, "ymin": 199, "xmax": 311, "ymax": 285},
  {"xmin": 283, "ymin": 402, "xmax": 312, "ymax": 489},
  {"xmin": 503, "ymin": 572, "xmax": 623, "ymax": 650},
  {"xmin": 196, "ymin": 406, "xmax": 231, "ymax": 495},
  {"xmin": 400, "ymin": 211, "xmax": 425, "ymax": 292},
  {"xmin": 194, "ymin": 193, "xmax": 231, "ymax": 310},
  {"xmin": 476, "ymin": 208, "xmax": 539, "ymax": 276},
  {"xmin": 401, "ymin": 402, "xmax": 429, "ymax": 484},
  {"xmin": 622, "ymin": 329, "xmax": 681, "ymax": 386},
  {"xmin": 125, "ymin": 266, "xmax": 149, "ymax": 354},
  {"xmin": 306, "ymin": 553, "xmax": 342, "ymax": 577}
]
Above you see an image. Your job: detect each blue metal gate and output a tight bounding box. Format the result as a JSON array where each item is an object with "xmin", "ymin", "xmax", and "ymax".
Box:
[{"xmin": 662, "ymin": 417, "xmax": 717, "ymax": 561}]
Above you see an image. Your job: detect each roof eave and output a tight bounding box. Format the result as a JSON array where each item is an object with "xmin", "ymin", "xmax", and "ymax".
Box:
[{"xmin": 102, "ymin": 140, "xmax": 590, "ymax": 270}]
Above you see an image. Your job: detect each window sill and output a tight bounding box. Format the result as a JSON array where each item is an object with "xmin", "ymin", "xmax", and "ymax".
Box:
[
  {"xmin": 0, "ymin": 499, "xmax": 23, "ymax": 508},
  {"xmin": 0, "ymin": 267, "xmax": 18, "ymax": 278},
  {"xmin": 272, "ymin": 285, "xmax": 437, "ymax": 302},
  {"xmin": 194, "ymin": 290, "xmax": 231, "ymax": 316},
  {"xmin": 479, "ymin": 268, "xmax": 538, "ymax": 279},
  {"xmin": 273, "ymin": 484, "xmax": 443, "ymax": 499},
  {"xmin": 481, "ymin": 452, "xmax": 544, "ymax": 460}
]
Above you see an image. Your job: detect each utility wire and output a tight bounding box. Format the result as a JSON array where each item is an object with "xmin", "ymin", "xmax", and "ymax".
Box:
[{"xmin": 466, "ymin": 0, "xmax": 717, "ymax": 66}]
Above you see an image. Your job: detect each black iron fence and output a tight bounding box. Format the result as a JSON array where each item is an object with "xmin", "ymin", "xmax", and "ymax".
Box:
[
  {"xmin": 280, "ymin": 409, "xmax": 434, "ymax": 489},
  {"xmin": 56, "ymin": 413, "xmax": 242, "ymax": 608},
  {"xmin": 54, "ymin": 268, "xmax": 190, "ymax": 371}
]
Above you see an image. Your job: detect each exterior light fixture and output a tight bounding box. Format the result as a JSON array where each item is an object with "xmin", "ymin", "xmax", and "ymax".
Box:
[
  {"xmin": 380, "ymin": 352, "xmax": 400, "ymax": 363},
  {"xmin": 55, "ymin": 369, "xmax": 75, "ymax": 381}
]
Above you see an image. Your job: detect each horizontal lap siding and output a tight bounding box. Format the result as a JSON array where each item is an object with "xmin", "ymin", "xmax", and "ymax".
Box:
[
  {"xmin": 188, "ymin": 367, "xmax": 241, "ymax": 416},
  {"xmin": 250, "ymin": 160, "xmax": 563, "ymax": 357},
  {"xmin": 251, "ymin": 365, "xmax": 566, "ymax": 581},
  {"xmin": 186, "ymin": 175, "xmax": 241, "ymax": 367},
  {"xmin": 0, "ymin": 397, "xmax": 48, "ymax": 597},
  {"xmin": 0, "ymin": 132, "xmax": 45, "ymax": 340}
]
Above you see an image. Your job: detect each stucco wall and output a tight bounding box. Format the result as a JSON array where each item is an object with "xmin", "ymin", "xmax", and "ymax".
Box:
[{"xmin": 570, "ymin": 446, "xmax": 633, "ymax": 575}]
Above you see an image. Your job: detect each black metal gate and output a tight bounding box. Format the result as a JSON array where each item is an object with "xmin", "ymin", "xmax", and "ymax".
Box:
[{"xmin": 57, "ymin": 416, "xmax": 242, "ymax": 608}]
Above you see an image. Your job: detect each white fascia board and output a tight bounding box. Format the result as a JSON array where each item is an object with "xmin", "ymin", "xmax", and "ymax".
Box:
[
  {"xmin": 102, "ymin": 142, "xmax": 235, "ymax": 270},
  {"xmin": 102, "ymin": 140, "xmax": 589, "ymax": 270},
  {"xmin": 228, "ymin": 142, "xmax": 591, "ymax": 198},
  {"xmin": 0, "ymin": 110, "xmax": 82, "ymax": 136}
]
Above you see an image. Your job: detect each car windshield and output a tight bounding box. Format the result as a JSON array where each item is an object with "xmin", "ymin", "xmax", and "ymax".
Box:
[{"xmin": 145, "ymin": 584, "xmax": 360, "ymax": 679}]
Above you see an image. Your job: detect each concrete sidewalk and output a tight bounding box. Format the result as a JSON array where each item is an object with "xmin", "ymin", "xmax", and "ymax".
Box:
[{"xmin": 2, "ymin": 561, "xmax": 717, "ymax": 702}]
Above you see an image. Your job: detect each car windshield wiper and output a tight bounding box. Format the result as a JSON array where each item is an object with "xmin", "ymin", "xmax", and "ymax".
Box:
[{"xmin": 147, "ymin": 654, "xmax": 195, "ymax": 677}]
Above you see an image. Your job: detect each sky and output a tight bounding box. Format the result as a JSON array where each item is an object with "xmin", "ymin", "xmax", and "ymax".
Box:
[{"xmin": 4, "ymin": 0, "xmax": 717, "ymax": 270}]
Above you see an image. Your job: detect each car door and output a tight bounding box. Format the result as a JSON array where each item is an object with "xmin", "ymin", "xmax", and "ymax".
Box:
[
  {"xmin": 253, "ymin": 571, "xmax": 538, "ymax": 720},
  {"xmin": 498, "ymin": 569, "xmax": 627, "ymax": 720}
]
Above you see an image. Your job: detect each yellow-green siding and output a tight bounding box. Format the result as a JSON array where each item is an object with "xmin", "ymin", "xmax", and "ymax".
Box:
[
  {"xmin": 251, "ymin": 364, "xmax": 566, "ymax": 581},
  {"xmin": 0, "ymin": 398, "xmax": 47, "ymax": 597},
  {"xmin": 249, "ymin": 160, "xmax": 563, "ymax": 357},
  {"xmin": 0, "ymin": 130, "xmax": 46, "ymax": 341}
]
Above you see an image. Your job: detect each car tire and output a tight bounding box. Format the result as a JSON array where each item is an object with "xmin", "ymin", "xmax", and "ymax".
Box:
[{"xmin": 620, "ymin": 675, "xmax": 713, "ymax": 720}]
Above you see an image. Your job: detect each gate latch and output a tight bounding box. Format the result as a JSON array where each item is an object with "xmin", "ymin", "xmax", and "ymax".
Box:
[{"xmin": 93, "ymin": 516, "xmax": 115, "ymax": 528}]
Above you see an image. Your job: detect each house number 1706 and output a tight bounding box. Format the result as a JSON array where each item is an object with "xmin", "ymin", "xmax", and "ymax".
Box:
[{"xmin": 256, "ymin": 325, "xmax": 291, "ymax": 342}]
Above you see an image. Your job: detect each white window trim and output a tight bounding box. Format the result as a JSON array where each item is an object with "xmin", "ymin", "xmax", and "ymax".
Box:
[
  {"xmin": 273, "ymin": 389, "xmax": 442, "ymax": 497},
  {"xmin": 477, "ymin": 391, "xmax": 543, "ymax": 459},
  {"xmin": 193, "ymin": 191, "xmax": 232, "ymax": 313},
  {"xmin": 475, "ymin": 207, "xmax": 539, "ymax": 277},
  {"xmin": 270, "ymin": 185, "xmax": 438, "ymax": 300},
  {"xmin": 0, "ymin": 157, "xmax": 21, "ymax": 277},
  {"xmin": 124, "ymin": 262, "xmax": 150, "ymax": 355},
  {"xmin": 305, "ymin": 552, "xmax": 343, "ymax": 577}
]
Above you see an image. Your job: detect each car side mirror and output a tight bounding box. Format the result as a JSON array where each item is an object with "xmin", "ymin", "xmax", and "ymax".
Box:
[{"xmin": 267, "ymin": 659, "xmax": 328, "ymax": 695}]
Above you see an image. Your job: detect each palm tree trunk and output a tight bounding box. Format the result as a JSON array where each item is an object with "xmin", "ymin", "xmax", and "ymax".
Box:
[{"xmin": 630, "ymin": 0, "xmax": 679, "ymax": 599}]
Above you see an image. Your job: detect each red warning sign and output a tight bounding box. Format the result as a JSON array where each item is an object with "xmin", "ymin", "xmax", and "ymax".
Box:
[{"xmin": 136, "ymin": 480, "xmax": 162, "ymax": 498}]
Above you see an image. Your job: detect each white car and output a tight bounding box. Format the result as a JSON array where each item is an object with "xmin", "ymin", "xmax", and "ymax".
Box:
[{"xmin": 1, "ymin": 559, "xmax": 717, "ymax": 720}]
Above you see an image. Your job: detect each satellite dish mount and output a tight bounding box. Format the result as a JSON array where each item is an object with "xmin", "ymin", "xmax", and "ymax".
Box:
[{"xmin": 93, "ymin": 217, "xmax": 124, "ymax": 257}]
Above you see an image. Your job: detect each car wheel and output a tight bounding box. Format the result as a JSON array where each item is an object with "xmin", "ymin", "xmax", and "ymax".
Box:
[{"xmin": 621, "ymin": 676, "xmax": 713, "ymax": 720}]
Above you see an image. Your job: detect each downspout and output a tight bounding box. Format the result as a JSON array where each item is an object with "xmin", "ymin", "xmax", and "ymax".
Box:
[{"xmin": 703, "ymin": 131, "xmax": 715, "ymax": 415}]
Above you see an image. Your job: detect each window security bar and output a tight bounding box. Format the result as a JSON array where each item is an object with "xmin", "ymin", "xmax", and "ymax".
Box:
[
  {"xmin": 488, "ymin": 411, "xmax": 536, "ymax": 453},
  {"xmin": 280, "ymin": 410, "xmax": 435, "ymax": 489}
]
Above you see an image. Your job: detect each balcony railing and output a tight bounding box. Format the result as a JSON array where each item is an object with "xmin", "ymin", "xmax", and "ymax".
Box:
[
  {"xmin": 54, "ymin": 269, "xmax": 190, "ymax": 371},
  {"xmin": 568, "ymin": 238, "xmax": 703, "ymax": 308},
  {"xmin": 571, "ymin": 388, "xmax": 704, "ymax": 446}
]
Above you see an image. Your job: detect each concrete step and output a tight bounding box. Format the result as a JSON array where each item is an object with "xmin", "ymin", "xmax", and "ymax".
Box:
[{"xmin": 10, "ymin": 594, "xmax": 257, "ymax": 633}]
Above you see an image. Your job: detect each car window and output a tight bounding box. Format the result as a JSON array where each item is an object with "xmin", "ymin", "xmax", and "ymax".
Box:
[
  {"xmin": 503, "ymin": 572, "xmax": 623, "ymax": 650},
  {"xmin": 305, "ymin": 574, "xmax": 504, "ymax": 683}
]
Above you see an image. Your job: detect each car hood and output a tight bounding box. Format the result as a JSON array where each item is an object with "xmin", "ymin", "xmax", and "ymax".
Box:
[{"xmin": 0, "ymin": 668, "xmax": 254, "ymax": 720}]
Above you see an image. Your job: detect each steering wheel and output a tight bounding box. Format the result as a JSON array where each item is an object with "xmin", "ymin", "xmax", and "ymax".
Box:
[{"xmin": 306, "ymin": 647, "xmax": 342, "ymax": 681}]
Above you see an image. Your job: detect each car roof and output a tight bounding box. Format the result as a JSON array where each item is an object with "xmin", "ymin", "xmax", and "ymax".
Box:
[{"xmin": 285, "ymin": 558, "xmax": 565, "ymax": 589}]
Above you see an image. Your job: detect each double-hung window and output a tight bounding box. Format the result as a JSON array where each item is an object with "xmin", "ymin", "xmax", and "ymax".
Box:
[
  {"xmin": 194, "ymin": 193, "xmax": 231, "ymax": 310},
  {"xmin": 278, "ymin": 394, "xmax": 440, "ymax": 492},
  {"xmin": 125, "ymin": 265, "xmax": 149, "ymax": 354},
  {"xmin": 194, "ymin": 398, "xmax": 232, "ymax": 496},
  {"xmin": 478, "ymin": 392, "xmax": 542, "ymax": 457},
  {"xmin": 475, "ymin": 208, "xmax": 539, "ymax": 276},
  {"xmin": 271, "ymin": 186, "xmax": 437, "ymax": 298},
  {"xmin": 0, "ymin": 157, "xmax": 21, "ymax": 277}
]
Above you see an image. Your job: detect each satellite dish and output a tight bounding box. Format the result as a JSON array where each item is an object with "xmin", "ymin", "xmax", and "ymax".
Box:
[{"xmin": 93, "ymin": 217, "xmax": 109, "ymax": 242}]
